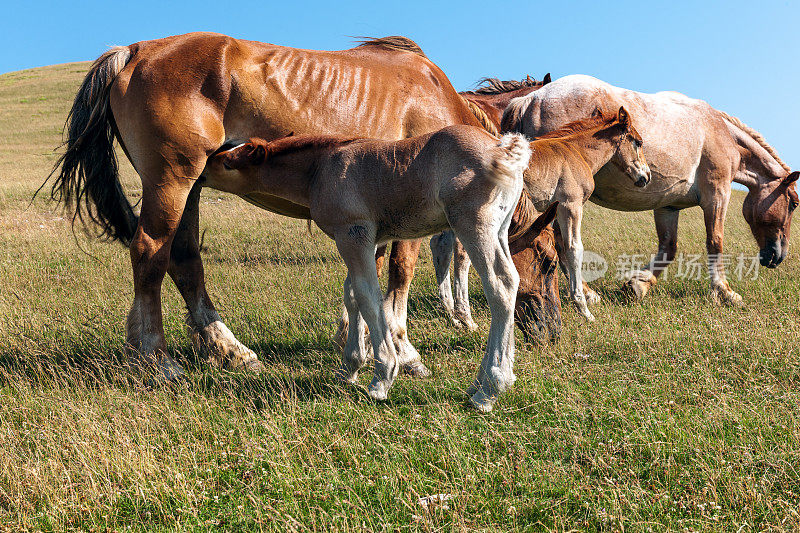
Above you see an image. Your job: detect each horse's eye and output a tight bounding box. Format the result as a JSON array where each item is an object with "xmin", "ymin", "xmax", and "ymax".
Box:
[{"xmin": 790, "ymin": 200, "xmax": 798, "ymax": 213}]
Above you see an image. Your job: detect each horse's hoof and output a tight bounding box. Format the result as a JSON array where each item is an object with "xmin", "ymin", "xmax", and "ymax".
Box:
[
  {"xmin": 367, "ymin": 379, "xmax": 391, "ymax": 401},
  {"xmin": 621, "ymin": 270, "xmax": 656, "ymax": 301},
  {"xmin": 132, "ymin": 354, "xmax": 186, "ymax": 387},
  {"xmin": 584, "ymin": 287, "xmax": 602, "ymax": 305},
  {"xmin": 242, "ymin": 357, "xmax": 265, "ymax": 374},
  {"xmin": 469, "ymin": 389, "xmax": 496, "ymax": 413},
  {"xmin": 453, "ymin": 313, "xmax": 479, "ymax": 332},
  {"xmin": 711, "ymin": 286, "xmax": 743, "ymax": 306},
  {"xmin": 334, "ymin": 365, "xmax": 359, "ymax": 385},
  {"xmin": 402, "ymin": 361, "xmax": 431, "ymax": 378}
]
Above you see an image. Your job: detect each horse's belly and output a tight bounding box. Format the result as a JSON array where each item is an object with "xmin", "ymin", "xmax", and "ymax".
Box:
[{"xmin": 590, "ymin": 167, "xmax": 698, "ymax": 212}]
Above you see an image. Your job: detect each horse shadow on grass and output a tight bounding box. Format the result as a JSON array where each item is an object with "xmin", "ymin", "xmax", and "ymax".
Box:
[
  {"xmin": 0, "ymin": 331, "xmax": 469, "ymax": 410},
  {"xmin": 589, "ymin": 279, "xmax": 709, "ymax": 305}
]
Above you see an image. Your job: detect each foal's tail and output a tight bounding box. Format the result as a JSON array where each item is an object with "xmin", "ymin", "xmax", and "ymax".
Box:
[
  {"xmin": 488, "ymin": 133, "xmax": 531, "ymax": 189},
  {"xmin": 41, "ymin": 46, "xmax": 138, "ymax": 245}
]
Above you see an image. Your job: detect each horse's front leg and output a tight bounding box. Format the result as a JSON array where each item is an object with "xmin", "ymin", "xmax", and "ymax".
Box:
[
  {"xmin": 333, "ymin": 245, "xmax": 386, "ymax": 350},
  {"xmin": 702, "ymin": 195, "xmax": 742, "ymax": 305},
  {"xmin": 169, "ymin": 181, "xmax": 263, "ymax": 372},
  {"xmin": 430, "ymin": 231, "xmax": 457, "ymax": 322},
  {"xmin": 431, "ymin": 230, "xmax": 479, "ymax": 331},
  {"xmin": 557, "ymin": 202, "xmax": 593, "ymax": 321},
  {"xmin": 336, "ymin": 228, "xmax": 401, "ymax": 400},
  {"xmin": 452, "ymin": 238, "xmax": 478, "ymax": 331},
  {"xmin": 554, "ymin": 222, "xmax": 600, "ymax": 305},
  {"xmin": 622, "ymin": 207, "xmax": 680, "ymax": 300}
]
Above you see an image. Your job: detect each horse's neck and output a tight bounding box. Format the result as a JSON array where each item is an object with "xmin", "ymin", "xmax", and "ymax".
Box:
[
  {"xmin": 726, "ymin": 121, "xmax": 787, "ymax": 188},
  {"xmin": 483, "ymin": 87, "xmax": 537, "ymax": 111},
  {"xmin": 261, "ymin": 150, "xmax": 318, "ymax": 206},
  {"xmin": 564, "ymin": 129, "xmax": 617, "ymax": 174}
]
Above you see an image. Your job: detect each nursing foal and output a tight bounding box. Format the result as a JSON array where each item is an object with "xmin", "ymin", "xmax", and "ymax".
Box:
[{"xmin": 203, "ymin": 126, "xmax": 533, "ymax": 411}]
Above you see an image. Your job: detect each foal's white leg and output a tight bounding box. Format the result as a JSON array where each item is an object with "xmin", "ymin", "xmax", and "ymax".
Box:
[
  {"xmin": 452, "ymin": 239, "xmax": 478, "ymax": 331},
  {"xmin": 334, "ymin": 275, "xmax": 369, "ymax": 383},
  {"xmin": 451, "ymin": 213, "xmax": 519, "ymax": 412},
  {"xmin": 336, "ymin": 231, "xmax": 400, "ymax": 400},
  {"xmin": 557, "ymin": 203, "xmax": 594, "ymax": 321},
  {"xmin": 430, "ymin": 231, "xmax": 456, "ymax": 320}
]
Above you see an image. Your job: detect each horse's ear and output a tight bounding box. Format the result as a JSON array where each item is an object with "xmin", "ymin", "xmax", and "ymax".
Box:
[
  {"xmin": 618, "ymin": 106, "xmax": 630, "ymax": 130},
  {"xmin": 217, "ymin": 141, "xmax": 266, "ymax": 170},
  {"xmin": 542, "ymin": 73, "xmax": 552, "ymax": 84},
  {"xmin": 529, "ymin": 201, "xmax": 559, "ymax": 235},
  {"xmin": 785, "ymin": 171, "xmax": 799, "ymax": 185}
]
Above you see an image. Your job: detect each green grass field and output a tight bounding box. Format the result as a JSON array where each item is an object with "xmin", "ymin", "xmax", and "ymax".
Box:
[{"xmin": 1, "ymin": 63, "xmax": 799, "ymax": 532}]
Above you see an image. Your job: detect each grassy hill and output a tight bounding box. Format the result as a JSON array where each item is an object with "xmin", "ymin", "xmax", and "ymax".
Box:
[{"xmin": 1, "ymin": 63, "xmax": 799, "ymax": 531}]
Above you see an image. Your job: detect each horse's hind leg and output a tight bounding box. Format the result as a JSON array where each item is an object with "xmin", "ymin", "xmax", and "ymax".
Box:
[
  {"xmin": 451, "ymin": 214, "xmax": 519, "ymax": 412},
  {"xmin": 385, "ymin": 240, "xmax": 430, "ymax": 378},
  {"xmin": 621, "ymin": 207, "xmax": 680, "ymax": 300},
  {"xmin": 126, "ymin": 164, "xmax": 202, "ymax": 383},
  {"xmin": 167, "ymin": 182, "xmax": 263, "ymax": 372}
]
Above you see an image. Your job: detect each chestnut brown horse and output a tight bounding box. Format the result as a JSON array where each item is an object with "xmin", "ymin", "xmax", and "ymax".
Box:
[
  {"xmin": 48, "ymin": 32, "xmax": 541, "ymax": 382},
  {"xmin": 459, "ymin": 74, "xmax": 551, "ymax": 134}
]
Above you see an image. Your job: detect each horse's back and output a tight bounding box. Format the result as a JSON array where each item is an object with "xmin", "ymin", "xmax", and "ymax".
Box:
[{"xmin": 509, "ymin": 75, "xmax": 729, "ymax": 211}]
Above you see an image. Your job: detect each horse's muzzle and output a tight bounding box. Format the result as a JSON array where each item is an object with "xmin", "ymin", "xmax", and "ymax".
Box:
[
  {"xmin": 633, "ymin": 165, "xmax": 651, "ymax": 188},
  {"xmin": 760, "ymin": 240, "xmax": 786, "ymax": 268},
  {"xmin": 515, "ymin": 298, "xmax": 562, "ymax": 345}
]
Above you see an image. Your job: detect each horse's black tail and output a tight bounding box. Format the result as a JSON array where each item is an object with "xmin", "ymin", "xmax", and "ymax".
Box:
[{"xmin": 42, "ymin": 46, "xmax": 138, "ymax": 245}]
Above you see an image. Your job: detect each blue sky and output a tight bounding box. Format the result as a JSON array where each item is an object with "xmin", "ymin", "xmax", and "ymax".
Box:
[{"xmin": 3, "ymin": 0, "xmax": 797, "ymax": 168}]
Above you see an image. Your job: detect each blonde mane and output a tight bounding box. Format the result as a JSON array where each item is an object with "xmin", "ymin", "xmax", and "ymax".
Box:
[
  {"xmin": 719, "ymin": 111, "xmax": 791, "ymax": 173},
  {"xmin": 461, "ymin": 97, "xmax": 499, "ymax": 137}
]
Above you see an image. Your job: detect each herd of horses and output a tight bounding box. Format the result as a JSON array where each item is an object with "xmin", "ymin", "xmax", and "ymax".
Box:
[{"xmin": 46, "ymin": 32, "xmax": 798, "ymax": 411}]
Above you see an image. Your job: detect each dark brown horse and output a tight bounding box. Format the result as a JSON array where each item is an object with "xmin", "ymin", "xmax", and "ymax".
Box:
[
  {"xmin": 460, "ymin": 74, "xmax": 551, "ymax": 133},
  {"xmin": 46, "ymin": 32, "xmax": 560, "ymax": 383}
]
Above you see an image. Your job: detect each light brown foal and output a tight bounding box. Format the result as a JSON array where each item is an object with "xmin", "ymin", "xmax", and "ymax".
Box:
[{"xmin": 201, "ymin": 128, "xmax": 537, "ymax": 410}]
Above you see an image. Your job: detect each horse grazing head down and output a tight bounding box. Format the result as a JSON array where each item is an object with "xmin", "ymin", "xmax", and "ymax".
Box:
[
  {"xmin": 743, "ymin": 170, "xmax": 799, "ymax": 268},
  {"xmin": 509, "ymin": 201, "xmax": 561, "ymax": 343}
]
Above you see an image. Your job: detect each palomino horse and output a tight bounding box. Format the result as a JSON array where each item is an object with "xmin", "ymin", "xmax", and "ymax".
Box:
[
  {"xmin": 429, "ymin": 75, "xmax": 552, "ymax": 331},
  {"xmin": 434, "ymin": 108, "xmax": 652, "ymax": 325},
  {"xmin": 202, "ymin": 127, "xmax": 548, "ymax": 411},
  {"xmin": 502, "ymin": 75, "xmax": 798, "ymax": 303},
  {"xmin": 47, "ymin": 32, "xmax": 535, "ymax": 382}
]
